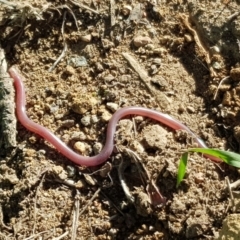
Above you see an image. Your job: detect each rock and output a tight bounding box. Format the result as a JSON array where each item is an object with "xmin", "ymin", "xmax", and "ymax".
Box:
[
  {"xmin": 230, "ymin": 67, "xmax": 240, "ymax": 82},
  {"xmin": 93, "ymin": 142, "xmax": 103, "ymax": 154},
  {"xmin": 218, "ymin": 214, "xmax": 240, "ymax": 240},
  {"xmin": 52, "ymin": 166, "xmax": 68, "ymax": 180},
  {"xmin": 71, "ymin": 95, "xmax": 98, "ymax": 114},
  {"xmin": 106, "ymin": 102, "xmax": 119, "ymax": 112},
  {"xmin": 70, "ymin": 131, "xmax": 86, "ymax": 141},
  {"xmin": 133, "ymin": 36, "xmax": 153, "ymax": 47},
  {"xmin": 81, "ymin": 115, "xmax": 91, "ymax": 126},
  {"xmin": 74, "ymin": 141, "xmax": 91, "ymax": 155},
  {"xmin": 80, "ymin": 34, "xmax": 92, "ymax": 42},
  {"xmin": 141, "ymin": 124, "xmax": 168, "ymax": 151},
  {"xmin": 186, "ymin": 106, "xmax": 195, "ymax": 113},
  {"xmin": 100, "ymin": 110, "xmax": 112, "ymax": 122},
  {"xmin": 122, "ymin": 5, "xmax": 132, "ymax": 16}
]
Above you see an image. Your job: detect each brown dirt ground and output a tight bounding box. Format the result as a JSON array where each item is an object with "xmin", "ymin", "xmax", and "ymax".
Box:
[{"xmin": 1, "ymin": 0, "xmax": 240, "ymax": 239}]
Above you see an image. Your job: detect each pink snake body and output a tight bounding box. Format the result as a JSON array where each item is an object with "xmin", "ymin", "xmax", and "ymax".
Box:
[{"xmin": 9, "ymin": 66, "xmax": 220, "ymax": 166}]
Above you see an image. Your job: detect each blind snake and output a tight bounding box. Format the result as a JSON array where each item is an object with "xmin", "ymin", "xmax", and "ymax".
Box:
[{"xmin": 9, "ymin": 66, "xmax": 221, "ymax": 166}]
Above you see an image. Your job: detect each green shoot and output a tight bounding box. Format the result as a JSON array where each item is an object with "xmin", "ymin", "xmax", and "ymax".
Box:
[{"xmin": 177, "ymin": 148, "xmax": 240, "ymax": 187}]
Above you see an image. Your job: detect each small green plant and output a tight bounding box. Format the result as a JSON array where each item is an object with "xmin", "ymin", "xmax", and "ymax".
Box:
[{"xmin": 177, "ymin": 148, "xmax": 240, "ymax": 187}]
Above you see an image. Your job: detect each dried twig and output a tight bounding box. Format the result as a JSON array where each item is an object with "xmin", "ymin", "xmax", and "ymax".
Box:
[
  {"xmin": 79, "ymin": 188, "xmax": 101, "ymax": 216},
  {"xmin": 118, "ymin": 157, "xmax": 135, "ymax": 204},
  {"xmin": 227, "ymin": 11, "xmax": 240, "ymax": 21},
  {"xmin": 226, "ymin": 176, "xmax": 236, "ymax": 212},
  {"xmin": 48, "ymin": 11, "xmax": 68, "ymax": 72},
  {"xmin": 54, "ymin": 4, "xmax": 78, "ymax": 30},
  {"xmin": 119, "ymin": 147, "xmax": 166, "ymax": 206},
  {"xmin": 213, "ymin": 76, "xmax": 230, "ymax": 100},
  {"xmin": 32, "ymin": 172, "xmax": 46, "ymax": 234},
  {"xmin": 110, "ymin": 0, "xmax": 116, "ymax": 27},
  {"xmin": 69, "ymin": 0, "xmax": 99, "ymax": 15},
  {"xmin": 122, "ymin": 52, "xmax": 169, "ymax": 108},
  {"xmin": 0, "ymin": 204, "xmax": 11, "ymax": 230},
  {"xmin": 228, "ymin": 179, "xmax": 240, "ymax": 189},
  {"xmin": 71, "ymin": 190, "xmax": 80, "ymax": 240},
  {"xmin": 23, "ymin": 230, "xmax": 52, "ymax": 240},
  {"xmin": 122, "ymin": 52, "xmax": 152, "ymax": 94},
  {"xmin": 52, "ymin": 231, "xmax": 69, "ymax": 240}
]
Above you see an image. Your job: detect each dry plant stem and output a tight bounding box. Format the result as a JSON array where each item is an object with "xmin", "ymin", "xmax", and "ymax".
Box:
[
  {"xmin": 110, "ymin": 0, "xmax": 116, "ymax": 27},
  {"xmin": 228, "ymin": 179, "xmax": 240, "ymax": 189},
  {"xmin": 122, "ymin": 52, "xmax": 153, "ymax": 95},
  {"xmin": 0, "ymin": 48, "xmax": 16, "ymax": 148},
  {"xmin": 48, "ymin": 45, "xmax": 68, "ymax": 72},
  {"xmin": 79, "ymin": 188, "xmax": 101, "ymax": 216},
  {"xmin": 52, "ymin": 231, "xmax": 69, "ymax": 240},
  {"xmin": 122, "ymin": 52, "xmax": 169, "ymax": 108},
  {"xmin": 0, "ymin": 205, "xmax": 11, "ymax": 230},
  {"xmin": 213, "ymin": 76, "xmax": 230, "ymax": 100},
  {"xmin": 71, "ymin": 190, "xmax": 80, "ymax": 240},
  {"xmin": 100, "ymin": 190, "xmax": 125, "ymax": 216},
  {"xmin": 23, "ymin": 230, "xmax": 52, "ymax": 240},
  {"xmin": 179, "ymin": 14, "xmax": 217, "ymax": 77},
  {"xmin": 227, "ymin": 11, "xmax": 240, "ymax": 21},
  {"xmin": 56, "ymin": 5, "xmax": 78, "ymax": 30},
  {"xmin": 123, "ymin": 148, "xmax": 166, "ymax": 205},
  {"xmin": 32, "ymin": 173, "xmax": 46, "ymax": 235},
  {"xmin": 0, "ymin": 0, "xmax": 15, "ymax": 7},
  {"xmin": 226, "ymin": 176, "xmax": 236, "ymax": 212},
  {"xmin": 118, "ymin": 157, "xmax": 135, "ymax": 204},
  {"xmin": 48, "ymin": 11, "xmax": 67, "ymax": 72},
  {"xmin": 69, "ymin": 0, "xmax": 99, "ymax": 14},
  {"xmin": 24, "ymin": 231, "xmax": 50, "ymax": 240}
]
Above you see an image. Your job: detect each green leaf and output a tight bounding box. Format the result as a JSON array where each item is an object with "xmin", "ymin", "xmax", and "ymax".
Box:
[
  {"xmin": 187, "ymin": 148, "xmax": 240, "ymax": 168},
  {"xmin": 177, "ymin": 152, "xmax": 188, "ymax": 187}
]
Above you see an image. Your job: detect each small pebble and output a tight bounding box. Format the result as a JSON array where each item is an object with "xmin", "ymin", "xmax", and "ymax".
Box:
[
  {"xmin": 152, "ymin": 58, "xmax": 162, "ymax": 65},
  {"xmin": 37, "ymin": 149, "xmax": 46, "ymax": 156},
  {"xmin": 52, "ymin": 166, "xmax": 68, "ymax": 180},
  {"xmin": 61, "ymin": 134, "xmax": 70, "ymax": 143},
  {"xmin": 184, "ymin": 33, "xmax": 193, "ymax": 42},
  {"xmin": 122, "ymin": 5, "xmax": 132, "ymax": 16},
  {"xmin": 70, "ymin": 131, "xmax": 86, "ymax": 141},
  {"xmin": 74, "ymin": 141, "xmax": 91, "ymax": 155},
  {"xmin": 133, "ymin": 36, "xmax": 152, "ymax": 47},
  {"xmin": 230, "ymin": 67, "xmax": 240, "ymax": 81},
  {"xmin": 186, "ymin": 106, "xmax": 195, "ymax": 113},
  {"xmin": 91, "ymin": 115, "xmax": 99, "ymax": 123},
  {"xmin": 212, "ymin": 61, "xmax": 222, "ymax": 70},
  {"xmin": 81, "ymin": 115, "xmax": 91, "ymax": 126},
  {"xmin": 72, "ymin": 96, "xmax": 98, "ymax": 114},
  {"xmin": 66, "ymin": 165, "xmax": 76, "ymax": 177},
  {"xmin": 80, "ymin": 34, "xmax": 92, "ymax": 42},
  {"xmin": 100, "ymin": 110, "xmax": 112, "ymax": 122},
  {"xmin": 83, "ymin": 174, "xmax": 96, "ymax": 186},
  {"xmin": 178, "ymin": 104, "xmax": 185, "ymax": 113},
  {"xmin": 194, "ymin": 172, "xmax": 205, "ymax": 183},
  {"xmin": 106, "ymin": 102, "xmax": 119, "ymax": 112},
  {"xmin": 93, "ymin": 142, "xmax": 103, "ymax": 154},
  {"xmin": 61, "ymin": 119, "xmax": 75, "ymax": 128},
  {"xmin": 130, "ymin": 140, "xmax": 145, "ymax": 153}
]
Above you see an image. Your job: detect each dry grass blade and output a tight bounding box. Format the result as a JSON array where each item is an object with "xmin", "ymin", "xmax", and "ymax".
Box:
[
  {"xmin": 69, "ymin": 0, "xmax": 99, "ymax": 14},
  {"xmin": 122, "ymin": 52, "xmax": 169, "ymax": 108},
  {"xmin": 79, "ymin": 188, "xmax": 101, "ymax": 216},
  {"xmin": 52, "ymin": 231, "xmax": 69, "ymax": 240},
  {"xmin": 71, "ymin": 190, "xmax": 80, "ymax": 240}
]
